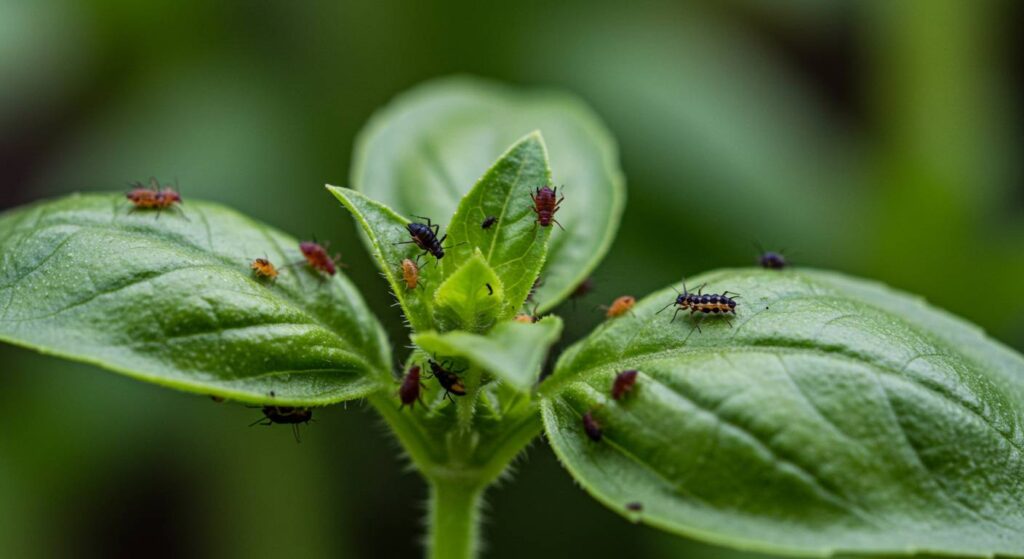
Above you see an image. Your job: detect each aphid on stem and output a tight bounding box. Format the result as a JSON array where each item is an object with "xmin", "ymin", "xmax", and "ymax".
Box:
[
  {"xmin": 531, "ymin": 185, "xmax": 564, "ymax": 230},
  {"xmin": 656, "ymin": 280, "xmax": 739, "ymax": 332},
  {"xmin": 398, "ymin": 365, "xmax": 425, "ymax": 409},
  {"xmin": 249, "ymin": 406, "xmax": 313, "ymax": 442}
]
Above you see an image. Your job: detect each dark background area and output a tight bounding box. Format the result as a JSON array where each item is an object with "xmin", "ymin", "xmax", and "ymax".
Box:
[{"xmin": 1, "ymin": 1, "xmax": 1022, "ymax": 557}]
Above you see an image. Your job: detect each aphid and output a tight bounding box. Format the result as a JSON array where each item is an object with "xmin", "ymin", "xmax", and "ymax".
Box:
[
  {"xmin": 514, "ymin": 313, "xmax": 539, "ymax": 324},
  {"xmin": 428, "ymin": 359, "xmax": 466, "ymax": 400},
  {"xmin": 250, "ymin": 406, "xmax": 313, "ymax": 442},
  {"xmin": 400, "ymin": 258, "xmax": 420, "ymax": 290},
  {"xmin": 626, "ymin": 502, "xmax": 643, "ymax": 513},
  {"xmin": 603, "ymin": 295, "xmax": 636, "ymax": 318},
  {"xmin": 125, "ymin": 177, "xmax": 183, "ymax": 216},
  {"xmin": 756, "ymin": 243, "xmax": 788, "ymax": 270},
  {"xmin": 398, "ymin": 365, "xmax": 425, "ymax": 409},
  {"xmin": 299, "ymin": 241, "xmax": 341, "ymax": 276},
  {"xmin": 570, "ymin": 277, "xmax": 594, "ymax": 309},
  {"xmin": 481, "ymin": 215, "xmax": 498, "ymax": 229},
  {"xmin": 531, "ymin": 185, "xmax": 564, "ymax": 230},
  {"xmin": 250, "ymin": 257, "xmax": 279, "ymax": 281},
  {"xmin": 401, "ymin": 216, "xmax": 447, "ymax": 260},
  {"xmin": 485, "ymin": 283, "xmax": 493, "ymax": 296},
  {"xmin": 582, "ymin": 410, "xmax": 603, "ymax": 442},
  {"xmin": 656, "ymin": 280, "xmax": 739, "ymax": 331},
  {"xmin": 210, "ymin": 395, "xmax": 225, "ymax": 403},
  {"xmin": 611, "ymin": 370, "xmax": 639, "ymax": 401}
]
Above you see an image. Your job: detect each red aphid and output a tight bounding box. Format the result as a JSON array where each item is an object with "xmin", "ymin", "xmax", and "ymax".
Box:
[
  {"xmin": 611, "ymin": 369, "xmax": 639, "ymax": 400},
  {"xmin": 300, "ymin": 241, "xmax": 340, "ymax": 276},
  {"xmin": 531, "ymin": 185, "xmax": 564, "ymax": 230},
  {"xmin": 125, "ymin": 178, "xmax": 182, "ymax": 211},
  {"xmin": 399, "ymin": 365, "xmax": 425, "ymax": 409}
]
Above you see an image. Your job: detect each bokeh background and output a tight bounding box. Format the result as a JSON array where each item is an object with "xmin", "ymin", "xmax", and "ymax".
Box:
[{"xmin": 2, "ymin": 0, "xmax": 1022, "ymax": 557}]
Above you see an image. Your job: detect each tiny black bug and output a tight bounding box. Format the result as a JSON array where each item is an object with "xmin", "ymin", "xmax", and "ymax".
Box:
[
  {"xmin": 582, "ymin": 410, "xmax": 603, "ymax": 442},
  {"xmin": 755, "ymin": 243, "xmax": 788, "ymax": 270},
  {"xmin": 398, "ymin": 216, "xmax": 451, "ymax": 261},
  {"xmin": 486, "ymin": 283, "xmax": 494, "ymax": 296},
  {"xmin": 399, "ymin": 365, "xmax": 425, "ymax": 409},
  {"xmin": 626, "ymin": 502, "xmax": 643, "ymax": 513},
  {"xmin": 250, "ymin": 406, "xmax": 313, "ymax": 442},
  {"xmin": 656, "ymin": 280, "xmax": 738, "ymax": 332},
  {"xmin": 428, "ymin": 359, "xmax": 466, "ymax": 400},
  {"xmin": 481, "ymin": 215, "xmax": 498, "ymax": 229}
]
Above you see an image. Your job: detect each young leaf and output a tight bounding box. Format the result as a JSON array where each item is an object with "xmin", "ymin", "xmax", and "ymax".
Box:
[
  {"xmin": 444, "ymin": 132, "xmax": 552, "ymax": 315},
  {"xmin": 351, "ymin": 76, "xmax": 625, "ymax": 312},
  {"xmin": 414, "ymin": 316, "xmax": 563, "ymax": 392},
  {"xmin": 0, "ymin": 193, "xmax": 390, "ymax": 405},
  {"xmin": 432, "ymin": 252, "xmax": 504, "ymax": 333},
  {"xmin": 540, "ymin": 268, "xmax": 1024, "ymax": 557},
  {"xmin": 327, "ymin": 185, "xmax": 442, "ymax": 332}
]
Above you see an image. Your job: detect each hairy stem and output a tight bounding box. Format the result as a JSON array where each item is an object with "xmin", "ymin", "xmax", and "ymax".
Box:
[{"xmin": 428, "ymin": 478, "xmax": 485, "ymax": 559}]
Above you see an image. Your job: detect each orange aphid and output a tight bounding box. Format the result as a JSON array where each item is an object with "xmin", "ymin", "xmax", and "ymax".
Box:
[
  {"xmin": 605, "ymin": 295, "xmax": 636, "ymax": 318},
  {"xmin": 514, "ymin": 313, "xmax": 538, "ymax": 324},
  {"xmin": 400, "ymin": 258, "xmax": 420, "ymax": 290},
  {"xmin": 251, "ymin": 257, "xmax": 279, "ymax": 281},
  {"xmin": 125, "ymin": 177, "xmax": 182, "ymax": 210}
]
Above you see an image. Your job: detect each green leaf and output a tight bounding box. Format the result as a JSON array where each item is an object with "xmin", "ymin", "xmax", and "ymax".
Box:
[
  {"xmin": 432, "ymin": 252, "xmax": 505, "ymax": 333},
  {"xmin": 414, "ymin": 316, "xmax": 563, "ymax": 392},
  {"xmin": 540, "ymin": 268, "xmax": 1024, "ymax": 557},
  {"xmin": 444, "ymin": 132, "xmax": 552, "ymax": 315},
  {"xmin": 327, "ymin": 185, "xmax": 443, "ymax": 332},
  {"xmin": 0, "ymin": 193, "xmax": 390, "ymax": 405},
  {"xmin": 351, "ymin": 76, "xmax": 625, "ymax": 312}
]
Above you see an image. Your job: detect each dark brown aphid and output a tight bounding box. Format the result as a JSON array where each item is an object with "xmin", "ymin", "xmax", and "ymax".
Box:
[
  {"xmin": 582, "ymin": 410, "xmax": 602, "ymax": 442},
  {"xmin": 531, "ymin": 185, "xmax": 564, "ymax": 230},
  {"xmin": 603, "ymin": 295, "xmax": 636, "ymax": 318},
  {"xmin": 401, "ymin": 258, "xmax": 420, "ymax": 290},
  {"xmin": 428, "ymin": 359, "xmax": 466, "ymax": 400},
  {"xmin": 657, "ymin": 280, "xmax": 738, "ymax": 331},
  {"xmin": 250, "ymin": 406, "xmax": 313, "ymax": 442},
  {"xmin": 401, "ymin": 216, "xmax": 447, "ymax": 260},
  {"xmin": 756, "ymin": 243, "xmax": 788, "ymax": 270},
  {"xmin": 300, "ymin": 241, "xmax": 341, "ymax": 276},
  {"xmin": 251, "ymin": 257, "xmax": 279, "ymax": 281},
  {"xmin": 125, "ymin": 177, "xmax": 183, "ymax": 215},
  {"xmin": 210, "ymin": 395, "xmax": 225, "ymax": 403},
  {"xmin": 571, "ymin": 277, "xmax": 594, "ymax": 299},
  {"xmin": 611, "ymin": 370, "xmax": 639, "ymax": 400},
  {"xmin": 481, "ymin": 215, "xmax": 498, "ymax": 229},
  {"xmin": 399, "ymin": 365, "xmax": 425, "ymax": 409},
  {"xmin": 626, "ymin": 502, "xmax": 643, "ymax": 512}
]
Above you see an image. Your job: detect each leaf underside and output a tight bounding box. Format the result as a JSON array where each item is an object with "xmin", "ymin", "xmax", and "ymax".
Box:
[
  {"xmin": 0, "ymin": 193, "xmax": 390, "ymax": 405},
  {"xmin": 541, "ymin": 268, "xmax": 1024, "ymax": 557}
]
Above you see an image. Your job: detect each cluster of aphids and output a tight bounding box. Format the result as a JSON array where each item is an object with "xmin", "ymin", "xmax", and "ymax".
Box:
[{"xmin": 398, "ymin": 359, "xmax": 467, "ymax": 409}]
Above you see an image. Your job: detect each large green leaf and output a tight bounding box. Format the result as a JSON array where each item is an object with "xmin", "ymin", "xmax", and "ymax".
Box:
[
  {"xmin": 0, "ymin": 193, "xmax": 390, "ymax": 405},
  {"xmin": 443, "ymin": 132, "xmax": 552, "ymax": 316},
  {"xmin": 540, "ymin": 268, "xmax": 1024, "ymax": 556},
  {"xmin": 351, "ymin": 76, "xmax": 625, "ymax": 312}
]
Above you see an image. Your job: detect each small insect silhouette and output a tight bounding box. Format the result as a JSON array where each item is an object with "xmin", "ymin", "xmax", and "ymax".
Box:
[
  {"xmin": 428, "ymin": 359, "xmax": 466, "ymax": 400},
  {"xmin": 611, "ymin": 370, "xmax": 639, "ymax": 401},
  {"xmin": 582, "ymin": 410, "xmax": 603, "ymax": 442},
  {"xmin": 400, "ymin": 258, "xmax": 421, "ymax": 290},
  {"xmin": 299, "ymin": 241, "xmax": 341, "ymax": 276},
  {"xmin": 755, "ymin": 243, "xmax": 788, "ymax": 270},
  {"xmin": 603, "ymin": 295, "xmax": 636, "ymax": 318},
  {"xmin": 481, "ymin": 215, "xmax": 498, "ymax": 229},
  {"xmin": 626, "ymin": 502, "xmax": 643, "ymax": 513},
  {"xmin": 656, "ymin": 280, "xmax": 738, "ymax": 332},
  {"xmin": 250, "ymin": 406, "xmax": 313, "ymax": 442},
  {"xmin": 398, "ymin": 365, "xmax": 426, "ymax": 409},
  {"xmin": 125, "ymin": 177, "xmax": 184, "ymax": 218},
  {"xmin": 531, "ymin": 185, "xmax": 564, "ymax": 230},
  {"xmin": 250, "ymin": 257, "xmax": 279, "ymax": 281}
]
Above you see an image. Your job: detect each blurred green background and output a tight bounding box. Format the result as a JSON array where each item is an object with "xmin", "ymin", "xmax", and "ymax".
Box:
[{"xmin": 2, "ymin": 0, "xmax": 1022, "ymax": 557}]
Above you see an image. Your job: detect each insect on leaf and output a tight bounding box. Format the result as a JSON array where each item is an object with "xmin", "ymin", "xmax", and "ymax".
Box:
[{"xmin": 540, "ymin": 268, "xmax": 1024, "ymax": 557}]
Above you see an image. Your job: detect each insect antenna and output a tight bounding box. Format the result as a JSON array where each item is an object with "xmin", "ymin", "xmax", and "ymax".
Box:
[
  {"xmin": 292, "ymin": 424, "xmax": 302, "ymax": 443},
  {"xmin": 248, "ymin": 417, "xmax": 269, "ymax": 427},
  {"xmin": 655, "ymin": 300, "xmax": 676, "ymax": 314}
]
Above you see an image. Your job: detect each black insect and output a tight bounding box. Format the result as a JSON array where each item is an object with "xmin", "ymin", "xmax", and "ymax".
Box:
[
  {"xmin": 481, "ymin": 215, "xmax": 498, "ymax": 229},
  {"xmin": 582, "ymin": 410, "xmax": 603, "ymax": 442},
  {"xmin": 428, "ymin": 359, "xmax": 466, "ymax": 400},
  {"xmin": 250, "ymin": 406, "xmax": 313, "ymax": 442},
  {"xmin": 626, "ymin": 502, "xmax": 643, "ymax": 513},
  {"xmin": 399, "ymin": 365, "xmax": 425, "ymax": 409},
  {"xmin": 400, "ymin": 215, "xmax": 447, "ymax": 260},
  {"xmin": 756, "ymin": 243, "xmax": 788, "ymax": 270},
  {"xmin": 656, "ymin": 280, "xmax": 739, "ymax": 332},
  {"xmin": 486, "ymin": 283, "xmax": 494, "ymax": 296}
]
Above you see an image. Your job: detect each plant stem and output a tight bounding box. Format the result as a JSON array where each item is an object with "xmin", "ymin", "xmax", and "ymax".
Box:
[{"xmin": 428, "ymin": 478, "xmax": 485, "ymax": 559}]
